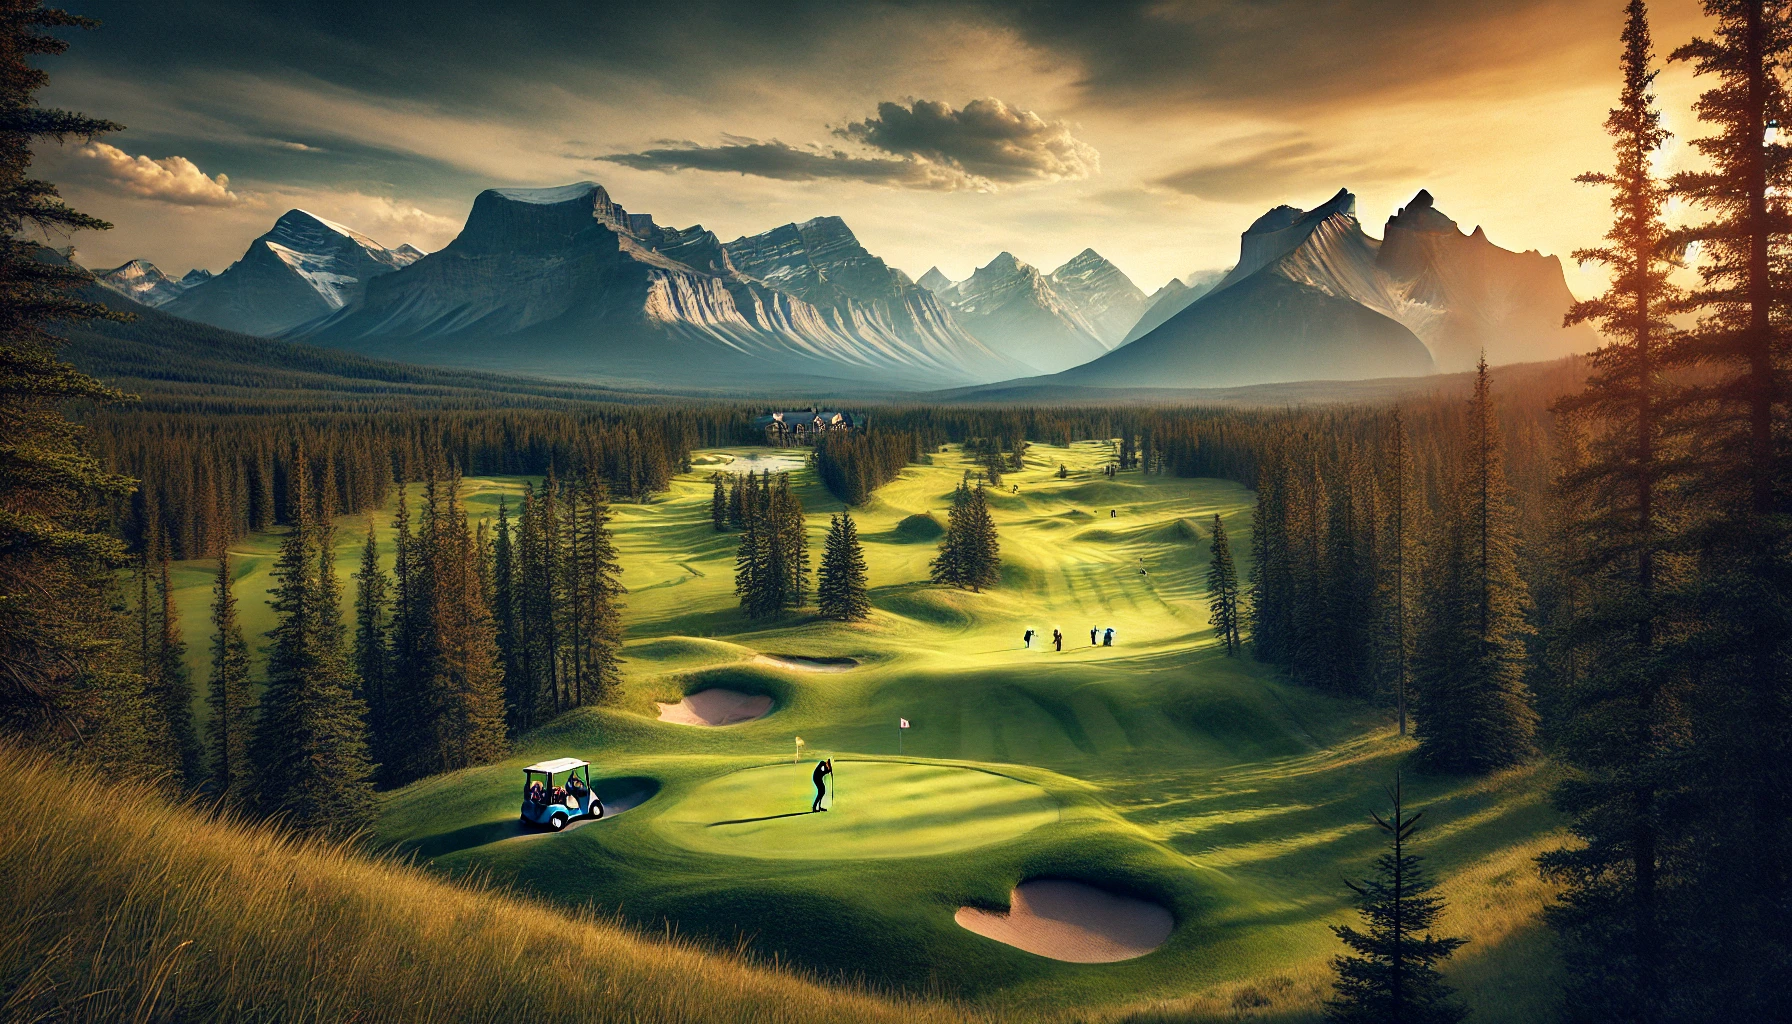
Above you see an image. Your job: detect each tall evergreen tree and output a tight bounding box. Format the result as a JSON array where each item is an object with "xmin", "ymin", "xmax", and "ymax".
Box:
[
  {"xmin": 1325, "ymin": 776, "xmax": 1468, "ymax": 1024},
  {"xmin": 1649, "ymin": 2, "xmax": 1792, "ymax": 1014},
  {"xmin": 776, "ymin": 473, "xmax": 809, "ymax": 608},
  {"xmin": 930, "ymin": 482, "xmax": 972, "ymax": 589},
  {"xmin": 204, "ymin": 547, "xmax": 252, "ymax": 803},
  {"xmin": 352, "ymin": 521, "xmax": 392, "ymax": 768},
  {"xmin": 1382, "ymin": 411, "xmax": 1414, "ymax": 736},
  {"xmin": 1412, "ymin": 360, "xmax": 1538, "ymax": 773},
  {"xmin": 250, "ymin": 456, "xmax": 377, "ymax": 836},
  {"xmin": 492, "ymin": 494, "xmax": 522, "ymax": 730},
  {"xmin": 962, "ymin": 483, "xmax": 1001, "ymax": 591},
  {"xmin": 1540, "ymin": 7, "xmax": 1687, "ymax": 1017},
  {"xmin": 710, "ymin": 473, "xmax": 727, "ymax": 531},
  {"xmin": 0, "ymin": 3, "xmax": 151, "ymax": 767},
  {"xmin": 418, "ymin": 474, "xmax": 508, "ymax": 774},
  {"xmin": 566, "ymin": 476, "xmax": 625, "ymax": 704},
  {"xmin": 818, "ymin": 512, "xmax": 870, "ymax": 621},
  {"xmin": 155, "ymin": 551, "xmax": 201, "ymax": 782},
  {"xmin": 1207, "ymin": 513, "xmax": 1242, "ymax": 655}
]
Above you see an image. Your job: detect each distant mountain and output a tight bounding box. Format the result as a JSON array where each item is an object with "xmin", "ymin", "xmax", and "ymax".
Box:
[
  {"xmin": 929, "ymin": 252, "xmax": 1109, "ymax": 374},
  {"xmin": 1370, "ymin": 190, "xmax": 1596, "ymax": 371},
  {"xmin": 1045, "ymin": 249, "xmax": 1148, "ymax": 346},
  {"xmin": 916, "ymin": 266, "xmax": 953, "ymax": 293},
  {"xmin": 1054, "ymin": 188, "xmax": 1592, "ymax": 388},
  {"xmin": 1055, "ymin": 190, "xmax": 1435, "ymax": 388},
  {"xmin": 94, "ymin": 259, "xmax": 198, "ymax": 308},
  {"xmin": 162, "ymin": 210, "xmax": 420, "ymax": 336},
  {"xmin": 293, "ymin": 182, "xmax": 1017, "ymax": 389},
  {"xmin": 1122, "ymin": 268, "xmax": 1229, "ymax": 345},
  {"xmin": 721, "ymin": 217, "xmax": 1019, "ymax": 382}
]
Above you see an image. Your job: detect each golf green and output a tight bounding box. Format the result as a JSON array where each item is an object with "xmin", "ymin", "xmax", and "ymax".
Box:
[{"xmin": 653, "ymin": 761, "xmax": 1059, "ymax": 859}]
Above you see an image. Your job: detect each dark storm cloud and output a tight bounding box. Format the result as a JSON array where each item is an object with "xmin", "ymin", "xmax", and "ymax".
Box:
[
  {"xmin": 599, "ymin": 140, "xmax": 975, "ymax": 190},
  {"xmin": 602, "ymin": 98, "xmax": 1097, "ymax": 190},
  {"xmin": 57, "ymin": 1, "xmax": 1625, "ymax": 118},
  {"xmin": 836, "ymin": 99, "xmax": 1097, "ymax": 182},
  {"xmin": 1155, "ymin": 139, "xmax": 1416, "ymax": 204}
]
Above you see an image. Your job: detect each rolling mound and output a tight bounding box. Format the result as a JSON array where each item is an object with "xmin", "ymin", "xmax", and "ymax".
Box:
[{"xmin": 890, "ymin": 511, "xmax": 944, "ymax": 542}]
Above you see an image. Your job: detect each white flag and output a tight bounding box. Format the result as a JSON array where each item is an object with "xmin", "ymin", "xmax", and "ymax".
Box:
[{"xmin": 900, "ymin": 718, "xmax": 909, "ymax": 728}]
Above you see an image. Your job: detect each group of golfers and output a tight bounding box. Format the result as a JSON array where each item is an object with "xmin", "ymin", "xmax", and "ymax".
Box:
[{"xmin": 1022, "ymin": 626, "xmax": 1116, "ymax": 651}]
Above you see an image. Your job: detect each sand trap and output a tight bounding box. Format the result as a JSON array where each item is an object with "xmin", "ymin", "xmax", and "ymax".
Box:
[
  {"xmin": 755, "ymin": 654, "xmax": 858, "ymax": 672},
  {"xmin": 657, "ymin": 688, "xmax": 773, "ymax": 726},
  {"xmin": 955, "ymin": 880, "xmax": 1173, "ymax": 963}
]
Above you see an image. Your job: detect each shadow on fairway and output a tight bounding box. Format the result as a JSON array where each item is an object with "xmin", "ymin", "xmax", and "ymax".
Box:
[{"xmin": 707, "ymin": 810, "xmax": 815, "ymax": 827}]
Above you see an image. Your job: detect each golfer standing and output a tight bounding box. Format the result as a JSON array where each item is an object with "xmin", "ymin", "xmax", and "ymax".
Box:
[
  {"xmin": 1052, "ymin": 629, "xmax": 1062, "ymax": 652},
  {"xmin": 1023, "ymin": 628, "xmax": 1035, "ymax": 649},
  {"xmin": 812, "ymin": 758, "xmax": 833, "ymax": 812}
]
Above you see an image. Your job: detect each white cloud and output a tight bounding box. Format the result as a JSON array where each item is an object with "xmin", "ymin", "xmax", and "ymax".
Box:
[{"xmin": 73, "ymin": 143, "xmax": 241, "ymax": 207}]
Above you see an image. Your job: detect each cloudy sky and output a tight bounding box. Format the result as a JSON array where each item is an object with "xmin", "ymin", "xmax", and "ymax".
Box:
[{"xmin": 40, "ymin": 0, "xmax": 1712, "ymax": 296}]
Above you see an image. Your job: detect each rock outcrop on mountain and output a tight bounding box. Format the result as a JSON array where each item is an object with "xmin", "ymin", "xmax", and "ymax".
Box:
[
  {"xmin": 1056, "ymin": 188, "xmax": 1591, "ymax": 388},
  {"xmin": 162, "ymin": 210, "xmax": 420, "ymax": 336},
  {"xmin": 1056, "ymin": 190, "xmax": 1434, "ymax": 387},
  {"xmin": 1122, "ymin": 268, "xmax": 1229, "ymax": 345},
  {"xmin": 293, "ymin": 182, "xmax": 1019, "ymax": 388},
  {"xmin": 94, "ymin": 259, "xmax": 198, "ymax": 308},
  {"xmin": 927, "ymin": 252, "xmax": 1110, "ymax": 373},
  {"xmin": 1045, "ymin": 249, "xmax": 1148, "ymax": 346},
  {"xmin": 1371, "ymin": 190, "xmax": 1596, "ymax": 371},
  {"xmin": 721, "ymin": 217, "xmax": 1018, "ymax": 382}
]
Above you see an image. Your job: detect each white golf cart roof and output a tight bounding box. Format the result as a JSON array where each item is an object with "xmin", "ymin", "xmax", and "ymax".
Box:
[{"xmin": 522, "ymin": 757, "xmax": 588, "ymax": 775}]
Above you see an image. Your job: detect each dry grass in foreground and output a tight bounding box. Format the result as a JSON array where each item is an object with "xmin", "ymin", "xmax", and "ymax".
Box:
[{"xmin": 0, "ymin": 744, "xmax": 991, "ymax": 1024}]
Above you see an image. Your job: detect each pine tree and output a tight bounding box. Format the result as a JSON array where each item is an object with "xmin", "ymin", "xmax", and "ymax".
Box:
[
  {"xmin": 1538, "ymin": 8, "xmax": 1687, "ymax": 1015},
  {"xmin": 0, "ymin": 3, "xmax": 150, "ymax": 766},
  {"xmin": 1642, "ymin": 2, "xmax": 1792, "ymax": 1013},
  {"xmin": 204, "ymin": 547, "xmax": 252, "ymax": 803},
  {"xmin": 1412, "ymin": 361, "xmax": 1538, "ymax": 773},
  {"xmin": 1207, "ymin": 513, "xmax": 1242, "ymax": 655},
  {"xmin": 419, "ymin": 474, "xmax": 507, "ymax": 774},
  {"xmin": 776, "ymin": 473, "xmax": 809, "ymax": 608},
  {"xmin": 567, "ymin": 477, "xmax": 625, "ymax": 704},
  {"xmin": 250, "ymin": 456, "xmax": 377, "ymax": 836},
  {"xmin": 1325, "ymin": 775, "xmax": 1468, "ymax": 1024},
  {"xmin": 1382, "ymin": 411, "xmax": 1414, "ymax": 736},
  {"xmin": 155, "ymin": 551, "xmax": 201, "ymax": 782},
  {"xmin": 963, "ymin": 483, "xmax": 1001, "ymax": 591},
  {"xmin": 818, "ymin": 512, "xmax": 870, "ymax": 621},
  {"xmin": 710, "ymin": 473, "xmax": 727, "ymax": 531},
  {"xmin": 728, "ymin": 473, "xmax": 746, "ymax": 529},
  {"xmin": 492, "ymin": 494, "xmax": 522, "ymax": 731},
  {"xmin": 352, "ymin": 521, "xmax": 392, "ymax": 768},
  {"xmin": 930, "ymin": 482, "xmax": 971, "ymax": 588}
]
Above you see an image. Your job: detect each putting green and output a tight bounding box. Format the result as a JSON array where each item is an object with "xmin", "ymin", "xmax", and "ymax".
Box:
[{"xmin": 653, "ymin": 761, "xmax": 1059, "ymax": 860}]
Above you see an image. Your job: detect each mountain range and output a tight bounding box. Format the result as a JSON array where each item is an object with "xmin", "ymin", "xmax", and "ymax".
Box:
[
  {"xmin": 1054, "ymin": 188, "xmax": 1593, "ymax": 389},
  {"xmin": 156, "ymin": 210, "xmax": 422, "ymax": 337},
  {"xmin": 917, "ymin": 249, "xmax": 1147, "ymax": 373},
  {"xmin": 289, "ymin": 183, "xmax": 1022, "ymax": 388},
  {"xmin": 85, "ymin": 181, "xmax": 1594, "ymax": 394}
]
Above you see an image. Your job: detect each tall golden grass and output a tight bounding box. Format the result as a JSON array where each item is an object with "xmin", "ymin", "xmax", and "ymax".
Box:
[{"xmin": 0, "ymin": 744, "xmax": 991, "ymax": 1024}]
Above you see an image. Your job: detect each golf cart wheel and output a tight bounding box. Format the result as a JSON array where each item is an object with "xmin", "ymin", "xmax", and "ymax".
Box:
[
  {"xmin": 593, "ymin": 800, "xmax": 605, "ymax": 820},
  {"xmin": 549, "ymin": 814, "xmax": 567, "ymax": 832}
]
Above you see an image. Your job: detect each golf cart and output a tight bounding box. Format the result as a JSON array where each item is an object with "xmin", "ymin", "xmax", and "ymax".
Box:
[{"xmin": 520, "ymin": 757, "xmax": 603, "ymax": 832}]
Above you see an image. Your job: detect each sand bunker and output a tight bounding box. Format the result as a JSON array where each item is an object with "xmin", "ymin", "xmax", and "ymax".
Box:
[
  {"xmin": 955, "ymin": 880, "xmax": 1173, "ymax": 963},
  {"xmin": 754, "ymin": 654, "xmax": 858, "ymax": 672},
  {"xmin": 657, "ymin": 688, "xmax": 773, "ymax": 726}
]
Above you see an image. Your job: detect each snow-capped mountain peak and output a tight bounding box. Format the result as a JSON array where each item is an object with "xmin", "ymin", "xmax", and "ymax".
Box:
[
  {"xmin": 1047, "ymin": 248, "xmax": 1147, "ymax": 345},
  {"xmin": 916, "ymin": 266, "xmax": 953, "ymax": 293},
  {"xmin": 95, "ymin": 259, "xmax": 192, "ymax": 307}
]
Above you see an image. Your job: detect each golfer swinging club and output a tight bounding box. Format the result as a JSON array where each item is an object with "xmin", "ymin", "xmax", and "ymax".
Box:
[{"xmin": 812, "ymin": 757, "xmax": 834, "ymax": 812}]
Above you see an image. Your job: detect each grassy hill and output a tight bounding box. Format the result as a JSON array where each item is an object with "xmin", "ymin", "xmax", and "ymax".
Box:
[{"xmin": 146, "ymin": 441, "xmax": 1565, "ymax": 1021}]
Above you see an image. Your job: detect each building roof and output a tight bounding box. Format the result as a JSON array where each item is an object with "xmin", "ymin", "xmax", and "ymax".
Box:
[
  {"xmin": 756, "ymin": 410, "xmax": 857, "ymax": 427},
  {"xmin": 522, "ymin": 757, "xmax": 588, "ymax": 774}
]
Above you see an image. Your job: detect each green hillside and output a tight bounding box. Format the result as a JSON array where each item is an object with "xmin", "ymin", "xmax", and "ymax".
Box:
[{"xmin": 157, "ymin": 441, "xmax": 1564, "ymax": 1020}]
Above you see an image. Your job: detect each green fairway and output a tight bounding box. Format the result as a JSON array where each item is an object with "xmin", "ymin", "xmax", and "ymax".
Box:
[
  {"xmin": 157, "ymin": 440, "xmax": 1567, "ymax": 1019},
  {"xmin": 656, "ymin": 760, "xmax": 1060, "ymax": 859}
]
